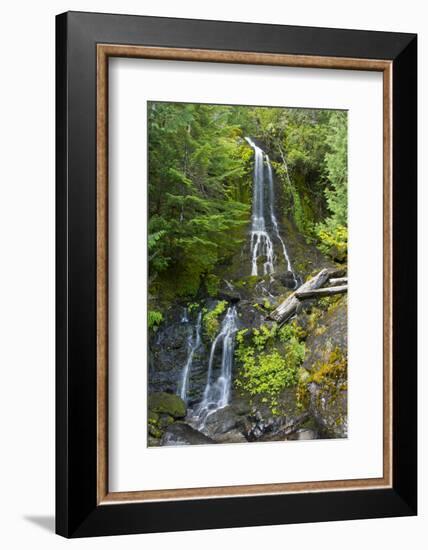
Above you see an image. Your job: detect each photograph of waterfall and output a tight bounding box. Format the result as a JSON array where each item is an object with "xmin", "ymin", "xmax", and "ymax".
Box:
[{"xmin": 147, "ymin": 101, "xmax": 348, "ymax": 447}]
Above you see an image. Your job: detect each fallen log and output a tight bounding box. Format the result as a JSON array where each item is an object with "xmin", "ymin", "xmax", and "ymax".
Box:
[
  {"xmin": 269, "ymin": 268, "xmax": 331, "ymax": 324},
  {"xmin": 295, "ymin": 285, "xmax": 348, "ymax": 300},
  {"xmin": 329, "ymin": 277, "xmax": 348, "ymax": 286}
]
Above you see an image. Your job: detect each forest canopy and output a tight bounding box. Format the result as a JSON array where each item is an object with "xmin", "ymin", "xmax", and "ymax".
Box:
[{"xmin": 148, "ymin": 101, "xmax": 348, "ymax": 302}]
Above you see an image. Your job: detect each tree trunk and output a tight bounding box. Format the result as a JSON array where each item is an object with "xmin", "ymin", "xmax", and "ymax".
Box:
[
  {"xmin": 295, "ymin": 285, "xmax": 348, "ymax": 300},
  {"xmin": 268, "ymin": 268, "xmax": 331, "ymax": 324},
  {"xmin": 329, "ymin": 277, "xmax": 348, "ymax": 286}
]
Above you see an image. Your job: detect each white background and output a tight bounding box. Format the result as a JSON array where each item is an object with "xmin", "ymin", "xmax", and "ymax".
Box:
[
  {"xmin": 0, "ymin": 0, "xmax": 425, "ymax": 548},
  {"xmin": 109, "ymin": 60, "xmax": 383, "ymax": 492}
]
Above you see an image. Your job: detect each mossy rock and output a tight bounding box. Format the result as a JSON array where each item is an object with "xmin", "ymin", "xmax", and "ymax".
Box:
[
  {"xmin": 148, "ymin": 392, "xmax": 186, "ymax": 419},
  {"xmin": 148, "ymin": 410, "xmax": 160, "ymax": 423},
  {"xmin": 301, "ymin": 295, "xmax": 347, "ymax": 372},
  {"xmin": 158, "ymin": 414, "xmax": 175, "ymax": 429},
  {"xmin": 148, "ymin": 422, "xmax": 163, "ymax": 439}
]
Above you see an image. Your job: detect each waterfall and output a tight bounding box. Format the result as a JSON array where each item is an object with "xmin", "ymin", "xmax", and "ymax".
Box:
[
  {"xmin": 178, "ymin": 311, "xmax": 202, "ymax": 403},
  {"xmin": 266, "ymin": 156, "xmax": 298, "ymax": 288},
  {"xmin": 181, "ymin": 307, "xmax": 189, "ymax": 324},
  {"xmin": 193, "ymin": 306, "xmax": 238, "ymax": 428},
  {"xmin": 245, "ymin": 137, "xmax": 275, "ymax": 276},
  {"xmin": 245, "ymin": 137, "xmax": 297, "ymax": 286}
]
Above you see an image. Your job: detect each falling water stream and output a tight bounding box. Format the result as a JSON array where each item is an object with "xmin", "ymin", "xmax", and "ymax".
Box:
[
  {"xmin": 245, "ymin": 137, "xmax": 297, "ymax": 286},
  {"xmin": 177, "ymin": 139, "xmax": 297, "ymax": 433},
  {"xmin": 178, "ymin": 310, "xmax": 202, "ymax": 403},
  {"xmin": 192, "ymin": 306, "xmax": 238, "ymax": 429}
]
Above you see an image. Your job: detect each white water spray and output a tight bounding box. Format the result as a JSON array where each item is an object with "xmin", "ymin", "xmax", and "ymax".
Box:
[
  {"xmin": 245, "ymin": 137, "xmax": 297, "ymax": 286},
  {"xmin": 193, "ymin": 306, "xmax": 238, "ymax": 428},
  {"xmin": 266, "ymin": 156, "xmax": 298, "ymax": 287},
  {"xmin": 178, "ymin": 311, "xmax": 202, "ymax": 403}
]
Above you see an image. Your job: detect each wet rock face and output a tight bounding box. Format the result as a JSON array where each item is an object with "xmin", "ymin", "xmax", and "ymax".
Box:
[
  {"xmin": 202, "ymin": 405, "xmax": 241, "ymax": 436},
  {"xmin": 245, "ymin": 390, "xmax": 308, "ymax": 442},
  {"xmin": 309, "ymin": 382, "xmax": 347, "ymax": 438},
  {"xmin": 161, "ymin": 422, "xmax": 216, "ymax": 446},
  {"xmin": 299, "ymin": 296, "xmax": 348, "ymax": 438},
  {"xmin": 279, "ymin": 271, "xmax": 298, "ymax": 289},
  {"xmin": 149, "ymin": 318, "xmax": 189, "ymax": 394},
  {"xmin": 301, "ymin": 297, "xmax": 348, "ymax": 373},
  {"xmin": 149, "ymin": 308, "xmax": 208, "ymax": 400}
]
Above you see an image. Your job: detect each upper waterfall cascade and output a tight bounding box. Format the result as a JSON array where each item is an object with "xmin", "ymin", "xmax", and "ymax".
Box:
[{"xmin": 245, "ymin": 137, "xmax": 297, "ymax": 287}]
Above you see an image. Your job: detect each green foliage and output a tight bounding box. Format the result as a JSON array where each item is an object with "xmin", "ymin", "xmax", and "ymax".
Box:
[
  {"xmin": 297, "ymin": 347, "xmax": 347, "ymax": 411},
  {"xmin": 203, "ymin": 300, "xmax": 228, "ymax": 340},
  {"xmin": 278, "ymin": 322, "xmax": 307, "ymax": 343},
  {"xmin": 148, "ymin": 225, "xmax": 170, "ymax": 274},
  {"xmin": 148, "ymin": 310, "xmax": 163, "ymax": 331},
  {"xmin": 148, "ymin": 102, "xmax": 253, "ymax": 299},
  {"xmin": 315, "ymin": 111, "xmax": 348, "ymax": 260},
  {"xmin": 252, "ymin": 324, "xmax": 278, "ymax": 351},
  {"xmin": 204, "ymin": 274, "xmax": 220, "ymax": 297},
  {"xmin": 317, "ymin": 223, "xmax": 348, "ymax": 261},
  {"xmin": 235, "ymin": 321, "xmax": 306, "ymax": 413},
  {"xmin": 324, "ymin": 112, "xmax": 348, "ymax": 226},
  {"xmin": 148, "ymin": 101, "xmax": 348, "ymax": 303}
]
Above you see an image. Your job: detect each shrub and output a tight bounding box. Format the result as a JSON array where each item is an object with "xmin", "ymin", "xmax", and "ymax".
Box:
[
  {"xmin": 235, "ymin": 321, "xmax": 306, "ymax": 413},
  {"xmin": 203, "ymin": 300, "xmax": 227, "ymax": 339},
  {"xmin": 316, "ymin": 222, "xmax": 347, "ymax": 262},
  {"xmin": 148, "ymin": 310, "xmax": 163, "ymax": 331}
]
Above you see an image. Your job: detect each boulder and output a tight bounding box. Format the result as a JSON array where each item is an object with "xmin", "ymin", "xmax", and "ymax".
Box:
[
  {"xmin": 212, "ymin": 429, "xmax": 248, "ymax": 444},
  {"xmin": 245, "ymin": 388, "xmax": 307, "ymax": 441},
  {"xmin": 148, "ymin": 392, "xmax": 186, "ymax": 419},
  {"xmin": 309, "ymin": 381, "xmax": 347, "ymax": 438},
  {"xmin": 279, "ymin": 271, "xmax": 298, "ymax": 289},
  {"xmin": 161, "ymin": 423, "xmax": 216, "ymax": 446},
  {"xmin": 217, "ymin": 289, "xmax": 241, "ymax": 304},
  {"xmin": 203, "ymin": 405, "xmax": 241, "ymax": 437},
  {"xmin": 287, "ymin": 428, "xmax": 318, "ymax": 441}
]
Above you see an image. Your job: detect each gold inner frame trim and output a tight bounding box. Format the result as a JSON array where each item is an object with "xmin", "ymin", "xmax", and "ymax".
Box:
[{"xmin": 96, "ymin": 44, "xmax": 393, "ymax": 505}]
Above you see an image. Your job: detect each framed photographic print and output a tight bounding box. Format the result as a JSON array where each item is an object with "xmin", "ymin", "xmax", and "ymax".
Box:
[{"xmin": 56, "ymin": 11, "xmax": 417, "ymax": 538}]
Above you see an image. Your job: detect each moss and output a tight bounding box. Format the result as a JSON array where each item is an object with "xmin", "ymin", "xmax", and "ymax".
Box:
[
  {"xmin": 204, "ymin": 274, "xmax": 220, "ymax": 297},
  {"xmin": 311, "ymin": 348, "xmax": 347, "ymax": 390},
  {"xmin": 203, "ymin": 300, "xmax": 227, "ymax": 339},
  {"xmin": 316, "ymin": 224, "xmax": 347, "ymax": 262},
  {"xmin": 314, "ymin": 325, "xmax": 327, "ymax": 336},
  {"xmin": 158, "ymin": 414, "xmax": 175, "ymax": 429},
  {"xmin": 307, "ymin": 307, "xmax": 323, "ymax": 332},
  {"xmin": 234, "ymin": 275, "xmax": 263, "ymax": 290},
  {"xmin": 296, "ymin": 347, "xmax": 347, "ymax": 411},
  {"xmin": 148, "ymin": 415, "xmax": 163, "ymax": 438},
  {"xmin": 326, "ymin": 293, "xmax": 347, "ymax": 314},
  {"xmin": 148, "ymin": 310, "xmax": 163, "ymax": 331},
  {"xmin": 148, "ymin": 410, "xmax": 159, "ymax": 423},
  {"xmin": 148, "ymin": 392, "xmax": 186, "ymax": 419}
]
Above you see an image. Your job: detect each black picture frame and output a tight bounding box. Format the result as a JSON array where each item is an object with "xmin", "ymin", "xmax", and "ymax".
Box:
[{"xmin": 56, "ymin": 10, "xmax": 417, "ymax": 538}]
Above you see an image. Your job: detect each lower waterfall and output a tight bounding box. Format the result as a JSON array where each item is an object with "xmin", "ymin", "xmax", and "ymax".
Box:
[
  {"xmin": 192, "ymin": 306, "xmax": 238, "ymax": 429},
  {"xmin": 177, "ymin": 311, "xmax": 202, "ymax": 403}
]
